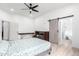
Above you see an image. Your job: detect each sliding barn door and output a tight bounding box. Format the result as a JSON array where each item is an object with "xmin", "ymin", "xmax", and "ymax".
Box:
[{"xmin": 49, "ymin": 19, "xmax": 59, "ymax": 44}]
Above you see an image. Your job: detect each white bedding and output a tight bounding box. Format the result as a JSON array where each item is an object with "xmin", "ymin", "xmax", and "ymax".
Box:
[
  {"xmin": 6, "ymin": 38, "xmax": 51, "ymax": 56},
  {"xmin": 0, "ymin": 40, "xmax": 9, "ymax": 56}
]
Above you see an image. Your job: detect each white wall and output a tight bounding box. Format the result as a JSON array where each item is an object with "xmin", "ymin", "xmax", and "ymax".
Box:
[
  {"xmin": 0, "ymin": 9, "xmax": 35, "ymax": 33},
  {"xmin": 35, "ymin": 17, "xmax": 49, "ymax": 31},
  {"xmin": 10, "ymin": 14, "xmax": 35, "ymax": 33},
  {"xmin": 72, "ymin": 5, "xmax": 79, "ymax": 48},
  {"xmin": 35, "ymin": 5, "xmax": 75, "ymax": 31},
  {"xmin": 35, "ymin": 4, "xmax": 79, "ymax": 48}
]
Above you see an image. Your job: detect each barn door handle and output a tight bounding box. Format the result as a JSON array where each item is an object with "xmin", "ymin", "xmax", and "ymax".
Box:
[{"xmin": 57, "ymin": 30, "xmax": 59, "ymax": 32}]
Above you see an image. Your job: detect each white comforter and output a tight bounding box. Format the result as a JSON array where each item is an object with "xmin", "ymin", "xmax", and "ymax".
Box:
[
  {"xmin": 0, "ymin": 40, "xmax": 9, "ymax": 56},
  {"xmin": 0, "ymin": 38, "xmax": 51, "ymax": 56}
]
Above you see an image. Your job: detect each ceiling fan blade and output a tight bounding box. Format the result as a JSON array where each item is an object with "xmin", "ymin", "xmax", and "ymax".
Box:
[
  {"xmin": 21, "ymin": 8, "xmax": 28, "ymax": 10},
  {"xmin": 24, "ymin": 3, "xmax": 30, "ymax": 8},
  {"xmin": 32, "ymin": 9, "xmax": 39, "ymax": 12},
  {"xmin": 32, "ymin": 5, "xmax": 38, "ymax": 8}
]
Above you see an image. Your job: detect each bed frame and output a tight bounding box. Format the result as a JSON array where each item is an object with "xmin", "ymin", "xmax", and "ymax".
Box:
[
  {"xmin": 36, "ymin": 48, "xmax": 51, "ymax": 56},
  {"xmin": 33, "ymin": 31, "xmax": 49, "ymax": 41}
]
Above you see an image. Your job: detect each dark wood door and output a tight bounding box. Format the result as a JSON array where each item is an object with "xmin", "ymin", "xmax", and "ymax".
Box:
[{"xmin": 44, "ymin": 32, "xmax": 49, "ymax": 41}]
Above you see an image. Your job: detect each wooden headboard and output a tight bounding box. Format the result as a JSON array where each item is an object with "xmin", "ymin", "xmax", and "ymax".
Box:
[
  {"xmin": 18, "ymin": 31, "xmax": 49, "ymax": 41},
  {"xmin": 34, "ymin": 31, "xmax": 49, "ymax": 41},
  {"xmin": 18, "ymin": 32, "xmax": 35, "ymax": 39},
  {"xmin": 18, "ymin": 33, "xmax": 34, "ymax": 35}
]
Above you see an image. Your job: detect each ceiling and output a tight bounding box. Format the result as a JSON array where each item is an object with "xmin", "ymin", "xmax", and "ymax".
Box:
[{"xmin": 0, "ymin": 3, "xmax": 72, "ymax": 18}]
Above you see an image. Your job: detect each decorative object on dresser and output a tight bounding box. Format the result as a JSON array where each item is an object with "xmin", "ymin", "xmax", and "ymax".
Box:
[{"xmin": 34, "ymin": 31, "xmax": 49, "ymax": 41}]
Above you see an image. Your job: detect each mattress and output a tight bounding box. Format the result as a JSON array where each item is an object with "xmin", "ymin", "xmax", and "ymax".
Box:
[{"xmin": 6, "ymin": 38, "xmax": 51, "ymax": 56}]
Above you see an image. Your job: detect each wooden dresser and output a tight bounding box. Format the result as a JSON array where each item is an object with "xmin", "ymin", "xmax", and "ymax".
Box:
[{"xmin": 34, "ymin": 31, "xmax": 49, "ymax": 41}]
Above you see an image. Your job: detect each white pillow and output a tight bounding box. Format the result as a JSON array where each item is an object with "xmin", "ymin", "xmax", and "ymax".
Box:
[{"xmin": 21, "ymin": 34, "xmax": 33, "ymax": 39}]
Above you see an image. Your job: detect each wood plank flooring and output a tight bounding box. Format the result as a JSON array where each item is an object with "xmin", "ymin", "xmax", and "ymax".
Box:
[{"xmin": 50, "ymin": 44, "xmax": 79, "ymax": 56}]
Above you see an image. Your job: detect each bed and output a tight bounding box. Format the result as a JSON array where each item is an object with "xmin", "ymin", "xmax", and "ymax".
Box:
[
  {"xmin": 0, "ymin": 38, "xmax": 51, "ymax": 56},
  {"xmin": 0, "ymin": 21, "xmax": 51, "ymax": 56}
]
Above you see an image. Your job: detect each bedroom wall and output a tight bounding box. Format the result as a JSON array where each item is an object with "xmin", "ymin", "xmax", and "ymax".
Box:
[
  {"xmin": 0, "ymin": 9, "xmax": 35, "ymax": 40},
  {"xmin": 10, "ymin": 14, "xmax": 35, "ymax": 33},
  {"xmin": 35, "ymin": 4, "xmax": 79, "ymax": 48},
  {"xmin": 0, "ymin": 9, "xmax": 35, "ymax": 33},
  {"xmin": 34, "ymin": 4, "xmax": 74, "ymax": 31}
]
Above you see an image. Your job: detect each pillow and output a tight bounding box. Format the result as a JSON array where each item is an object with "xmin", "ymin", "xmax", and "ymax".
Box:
[
  {"xmin": 21, "ymin": 34, "xmax": 33, "ymax": 39},
  {"xmin": 17, "ymin": 35, "xmax": 21, "ymax": 39}
]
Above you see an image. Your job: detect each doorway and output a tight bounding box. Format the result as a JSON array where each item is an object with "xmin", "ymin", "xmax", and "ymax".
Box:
[{"xmin": 49, "ymin": 15, "xmax": 73, "ymax": 44}]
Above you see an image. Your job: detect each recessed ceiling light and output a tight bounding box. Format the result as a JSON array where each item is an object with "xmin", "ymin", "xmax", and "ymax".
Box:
[
  {"xmin": 29, "ymin": 14, "xmax": 33, "ymax": 17},
  {"xmin": 10, "ymin": 8, "xmax": 14, "ymax": 11}
]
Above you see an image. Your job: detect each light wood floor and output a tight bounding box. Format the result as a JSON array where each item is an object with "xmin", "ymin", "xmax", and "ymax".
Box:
[
  {"xmin": 50, "ymin": 44, "xmax": 79, "ymax": 56},
  {"xmin": 72, "ymin": 47, "xmax": 79, "ymax": 56}
]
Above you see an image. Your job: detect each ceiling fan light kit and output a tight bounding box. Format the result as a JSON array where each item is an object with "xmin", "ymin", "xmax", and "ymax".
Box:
[{"xmin": 21, "ymin": 3, "xmax": 39, "ymax": 14}]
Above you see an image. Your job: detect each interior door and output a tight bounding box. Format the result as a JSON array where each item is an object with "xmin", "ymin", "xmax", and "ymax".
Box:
[
  {"xmin": 3, "ymin": 21, "xmax": 9, "ymax": 40},
  {"xmin": 49, "ymin": 19, "xmax": 59, "ymax": 44}
]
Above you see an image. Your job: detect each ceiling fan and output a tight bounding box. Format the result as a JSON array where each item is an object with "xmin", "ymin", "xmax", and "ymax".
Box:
[{"xmin": 21, "ymin": 3, "xmax": 39, "ymax": 14}]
